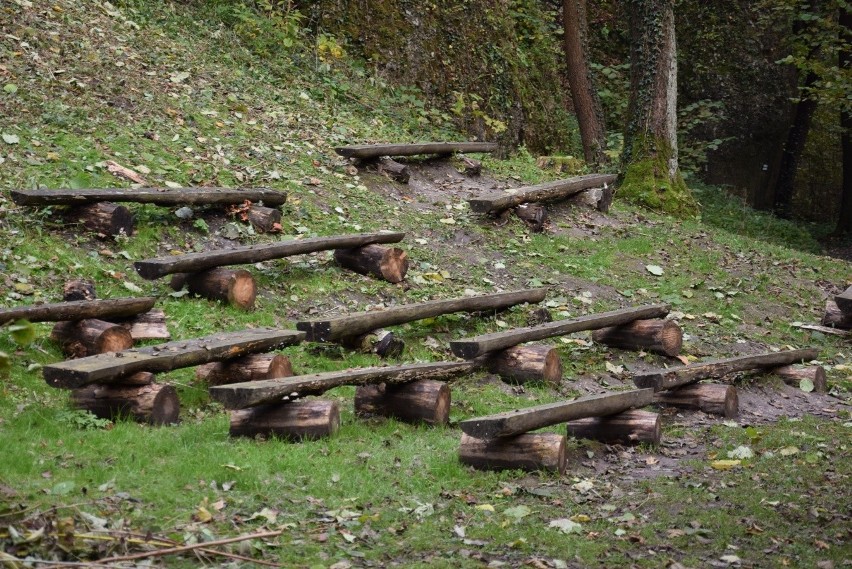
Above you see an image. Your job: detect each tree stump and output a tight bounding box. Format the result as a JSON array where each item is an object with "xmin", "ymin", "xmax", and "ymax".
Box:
[
  {"xmin": 185, "ymin": 268, "xmax": 257, "ymax": 310},
  {"xmin": 354, "ymin": 380, "xmax": 450, "ymax": 425},
  {"xmin": 333, "ymin": 244, "xmax": 409, "ymax": 283},
  {"xmin": 484, "ymin": 344, "xmax": 563, "ymax": 386},
  {"xmin": 229, "ymin": 399, "xmax": 340, "ymax": 440},
  {"xmin": 63, "ymin": 279, "xmax": 97, "ymax": 301},
  {"xmin": 771, "ymin": 365, "xmax": 827, "ymax": 393},
  {"xmin": 196, "ymin": 354, "xmax": 294, "ymax": 386},
  {"xmin": 247, "ymin": 205, "xmax": 282, "ymax": 233},
  {"xmin": 822, "ymin": 300, "xmax": 852, "ymax": 329},
  {"xmin": 566, "ymin": 409, "xmax": 661, "ymax": 445},
  {"xmin": 653, "ymin": 383, "xmax": 738, "ymax": 418},
  {"xmin": 71, "ymin": 383, "xmax": 180, "ymax": 425},
  {"xmin": 459, "ymin": 432, "xmax": 566, "ymax": 474},
  {"xmin": 592, "ymin": 318, "xmax": 683, "ymax": 357},
  {"xmin": 68, "ymin": 202, "xmax": 135, "ymax": 238},
  {"xmin": 51, "ymin": 319, "xmax": 134, "ymax": 358}
]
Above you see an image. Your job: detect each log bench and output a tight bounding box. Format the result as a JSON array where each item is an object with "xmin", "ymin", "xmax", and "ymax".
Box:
[
  {"xmin": 335, "ymin": 142, "xmax": 498, "ymax": 160},
  {"xmin": 468, "ymin": 173, "xmax": 617, "ymax": 215}
]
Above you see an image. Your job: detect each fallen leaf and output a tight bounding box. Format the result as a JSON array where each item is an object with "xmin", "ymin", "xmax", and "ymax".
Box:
[
  {"xmin": 727, "ymin": 446, "xmax": 754, "ymax": 460},
  {"xmin": 475, "ymin": 504, "xmax": 495, "ymax": 513},
  {"xmin": 645, "ymin": 264, "xmax": 664, "ymax": 276},
  {"xmin": 779, "ymin": 446, "xmax": 799, "ymax": 456},
  {"xmin": 502, "ymin": 505, "xmax": 531, "ymax": 521},
  {"xmin": 711, "ymin": 459, "xmax": 741, "ymax": 470},
  {"xmin": 799, "ymin": 378, "xmax": 814, "ymax": 393},
  {"xmin": 2, "ymin": 133, "xmax": 19, "ymax": 144},
  {"xmin": 549, "ymin": 518, "xmax": 582, "ymax": 534}
]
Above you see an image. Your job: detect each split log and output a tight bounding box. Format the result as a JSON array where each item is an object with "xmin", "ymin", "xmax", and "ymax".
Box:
[
  {"xmin": 196, "ymin": 354, "xmax": 294, "ymax": 386},
  {"xmin": 451, "ymin": 303, "xmax": 670, "ymax": 359},
  {"xmin": 484, "ymin": 344, "xmax": 563, "ymax": 386},
  {"xmin": 468, "ymin": 173, "xmax": 618, "ymax": 215},
  {"xmin": 459, "ymin": 389, "xmax": 654, "ymax": 439},
  {"xmin": 42, "ymin": 328, "xmax": 304, "ymax": 389},
  {"xmin": 460, "ymin": 157, "xmax": 482, "ymax": 176},
  {"xmin": 184, "ymin": 268, "xmax": 257, "ymax": 310},
  {"xmin": 210, "ymin": 361, "xmax": 474, "ymax": 409},
  {"xmin": 109, "ymin": 309, "xmax": 170, "ymax": 340},
  {"xmin": 632, "ymin": 348, "xmax": 820, "ymax": 392},
  {"xmin": 336, "ymin": 142, "xmax": 498, "ymax": 160},
  {"xmin": 0, "ymin": 297, "xmax": 156, "ymax": 326},
  {"xmin": 459, "ymin": 432, "xmax": 566, "ymax": 474},
  {"xmin": 566, "ymin": 409, "xmax": 661, "ymax": 445},
  {"xmin": 11, "ymin": 187, "xmax": 288, "ymax": 207},
  {"xmin": 355, "ymin": 380, "xmax": 450, "ymax": 425},
  {"xmin": 67, "ymin": 202, "xmax": 134, "ymax": 237},
  {"xmin": 514, "ymin": 203, "xmax": 547, "ymax": 232},
  {"xmin": 51, "ymin": 319, "xmax": 134, "ymax": 358},
  {"xmin": 592, "ymin": 318, "xmax": 683, "ymax": 357},
  {"xmin": 770, "ymin": 365, "xmax": 827, "ymax": 393},
  {"xmin": 653, "ymin": 383, "xmax": 738, "ymax": 418},
  {"xmin": 71, "ymin": 383, "xmax": 180, "ymax": 425},
  {"xmin": 339, "ymin": 330, "xmax": 405, "ymax": 358},
  {"xmin": 333, "ymin": 244, "xmax": 409, "ymax": 283},
  {"xmin": 821, "ymin": 300, "xmax": 852, "ymax": 329},
  {"xmin": 836, "ymin": 286, "xmax": 852, "ymax": 314},
  {"xmin": 566, "ymin": 186, "xmax": 614, "ymax": 212},
  {"xmin": 376, "ymin": 157, "xmax": 410, "ymax": 183},
  {"xmin": 134, "ymin": 232, "xmax": 405, "ymax": 280},
  {"xmin": 246, "ymin": 205, "xmax": 282, "ymax": 233},
  {"xmin": 63, "ymin": 280, "xmax": 96, "ymax": 302},
  {"xmin": 229, "ymin": 400, "xmax": 340, "ymax": 440},
  {"xmin": 298, "ymin": 288, "xmax": 547, "ymax": 342}
]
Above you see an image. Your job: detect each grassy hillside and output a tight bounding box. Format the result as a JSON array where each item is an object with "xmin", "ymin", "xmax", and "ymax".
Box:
[{"xmin": 1, "ymin": 1, "xmax": 850, "ymax": 567}]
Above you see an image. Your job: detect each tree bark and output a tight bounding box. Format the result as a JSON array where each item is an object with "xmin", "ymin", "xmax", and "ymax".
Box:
[
  {"xmin": 333, "ymin": 245, "xmax": 410, "ymax": 283},
  {"xmin": 196, "ymin": 354, "xmax": 294, "ymax": 386},
  {"xmin": 468, "ymin": 174, "xmax": 617, "ymax": 214},
  {"xmin": 459, "ymin": 432, "xmax": 567, "ymax": 474},
  {"xmin": 822, "ymin": 299, "xmax": 852, "ymax": 328},
  {"xmin": 355, "ymin": 380, "xmax": 451, "ymax": 425},
  {"xmin": 51, "ymin": 319, "xmax": 134, "ymax": 358},
  {"xmin": 185, "ymin": 268, "xmax": 257, "ymax": 310},
  {"xmin": 563, "ymin": 0, "xmax": 608, "ymax": 165},
  {"xmin": 66, "ymin": 202, "xmax": 135, "ymax": 238},
  {"xmin": 109, "ymin": 309, "xmax": 171, "ymax": 341},
  {"xmin": 63, "ymin": 279, "xmax": 96, "ymax": 301},
  {"xmin": 0, "ymin": 297, "xmax": 156, "ymax": 326},
  {"xmin": 484, "ymin": 344, "xmax": 563, "ymax": 386},
  {"xmin": 653, "ymin": 383, "xmax": 738, "ymax": 418},
  {"xmin": 71, "ymin": 383, "xmax": 180, "ymax": 425},
  {"xmin": 770, "ymin": 365, "xmax": 827, "ymax": 393},
  {"xmin": 838, "ymin": 8, "xmax": 852, "ymax": 233},
  {"xmin": 459, "ymin": 388, "xmax": 654, "ymax": 439},
  {"xmin": 11, "ymin": 187, "xmax": 288, "ymax": 207},
  {"xmin": 335, "ymin": 142, "xmax": 498, "ymax": 160},
  {"xmin": 246, "ymin": 206, "xmax": 282, "ymax": 233},
  {"xmin": 592, "ymin": 318, "xmax": 683, "ymax": 357},
  {"xmin": 566, "ymin": 409, "xmax": 661, "ymax": 445},
  {"xmin": 229, "ymin": 400, "xmax": 340, "ymax": 440}
]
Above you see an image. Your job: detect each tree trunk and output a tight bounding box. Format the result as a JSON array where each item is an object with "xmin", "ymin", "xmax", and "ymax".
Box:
[
  {"xmin": 566, "ymin": 409, "xmax": 661, "ymax": 445},
  {"xmin": 71, "ymin": 383, "xmax": 180, "ymax": 425},
  {"xmin": 196, "ymin": 354, "xmax": 294, "ymax": 386},
  {"xmin": 333, "ymin": 244, "xmax": 410, "ymax": 283},
  {"xmin": 563, "ymin": 0, "xmax": 608, "ymax": 165},
  {"xmin": 459, "ymin": 432, "xmax": 567, "ymax": 474},
  {"xmin": 185, "ymin": 268, "xmax": 257, "ymax": 310},
  {"xmin": 484, "ymin": 344, "xmax": 563, "ymax": 386},
  {"xmin": 839, "ymin": 9, "xmax": 852, "ymax": 233},
  {"xmin": 653, "ymin": 383, "xmax": 738, "ymax": 418},
  {"xmin": 63, "ymin": 279, "xmax": 96, "ymax": 302},
  {"xmin": 621, "ymin": 0, "xmax": 697, "ymax": 217},
  {"xmin": 66, "ymin": 202, "xmax": 135, "ymax": 238},
  {"xmin": 50, "ymin": 319, "xmax": 134, "ymax": 358},
  {"xmin": 355, "ymin": 380, "xmax": 451, "ymax": 425},
  {"xmin": 770, "ymin": 365, "xmax": 827, "ymax": 393},
  {"xmin": 592, "ymin": 318, "xmax": 682, "ymax": 356},
  {"xmin": 229, "ymin": 400, "xmax": 340, "ymax": 440}
]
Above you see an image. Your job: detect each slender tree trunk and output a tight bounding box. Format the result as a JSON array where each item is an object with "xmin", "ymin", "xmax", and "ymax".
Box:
[
  {"xmin": 837, "ymin": 9, "xmax": 852, "ymax": 234},
  {"xmin": 563, "ymin": 0, "xmax": 608, "ymax": 165}
]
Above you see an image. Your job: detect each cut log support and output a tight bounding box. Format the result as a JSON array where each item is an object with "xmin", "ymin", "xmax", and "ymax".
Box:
[
  {"xmin": 336, "ymin": 142, "xmax": 498, "ymax": 160},
  {"xmin": 459, "ymin": 432, "xmax": 566, "ymax": 474},
  {"xmin": 653, "ymin": 383, "xmax": 739, "ymax": 418},
  {"xmin": 298, "ymin": 288, "xmax": 547, "ymax": 342},
  {"xmin": 63, "ymin": 280, "xmax": 96, "ymax": 302},
  {"xmin": 459, "ymin": 389, "xmax": 654, "ymax": 439},
  {"xmin": 592, "ymin": 318, "xmax": 683, "ymax": 357},
  {"xmin": 67, "ymin": 202, "xmax": 135, "ymax": 238},
  {"xmin": 51, "ymin": 319, "xmax": 134, "ymax": 358},
  {"xmin": 339, "ymin": 330, "xmax": 405, "ymax": 358},
  {"xmin": 632, "ymin": 348, "xmax": 820, "ymax": 392},
  {"xmin": 468, "ymin": 173, "xmax": 618, "ymax": 215},
  {"xmin": 42, "ymin": 328, "xmax": 304, "ymax": 389},
  {"xmin": 196, "ymin": 354, "xmax": 294, "ymax": 386},
  {"xmin": 11, "ymin": 187, "xmax": 288, "ymax": 207},
  {"xmin": 355, "ymin": 380, "xmax": 451, "ymax": 425},
  {"xmin": 116, "ymin": 371, "xmax": 156, "ymax": 386},
  {"xmin": 484, "ymin": 344, "xmax": 563, "ymax": 386},
  {"xmin": 0, "ymin": 297, "xmax": 156, "ymax": 326},
  {"xmin": 822, "ymin": 300, "xmax": 852, "ymax": 329},
  {"xmin": 451, "ymin": 303, "xmax": 670, "ymax": 359},
  {"xmin": 836, "ymin": 286, "xmax": 852, "ymax": 314},
  {"xmin": 109, "ymin": 309, "xmax": 170, "ymax": 340},
  {"xmin": 229, "ymin": 400, "xmax": 340, "ymax": 440},
  {"xmin": 376, "ymin": 157, "xmax": 410, "ymax": 183},
  {"xmin": 246, "ymin": 205, "xmax": 282, "ymax": 233},
  {"xmin": 184, "ymin": 268, "xmax": 257, "ymax": 310},
  {"xmin": 770, "ymin": 365, "xmax": 827, "ymax": 393},
  {"xmin": 71, "ymin": 383, "xmax": 180, "ymax": 425},
  {"xmin": 333, "ymin": 244, "xmax": 409, "ymax": 283},
  {"xmin": 567, "ymin": 186, "xmax": 614, "ymax": 212},
  {"xmin": 567, "ymin": 409, "xmax": 661, "ymax": 445},
  {"xmin": 514, "ymin": 203, "xmax": 547, "ymax": 232},
  {"xmin": 134, "ymin": 232, "xmax": 405, "ymax": 280},
  {"xmin": 210, "ymin": 361, "xmax": 474, "ymax": 409},
  {"xmin": 460, "ymin": 157, "xmax": 482, "ymax": 176}
]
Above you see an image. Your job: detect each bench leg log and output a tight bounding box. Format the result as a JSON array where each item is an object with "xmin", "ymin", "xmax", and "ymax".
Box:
[
  {"xmin": 51, "ymin": 319, "xmax": 134, "ymax": 358},
  {"xmin": 514, "ymin": 203, "xmax": 547, "ymax": 232},
  {"xmin": 355, "ymin": 380, "xmax": 450, "ymax": 425},
  {"xmin": 653, "ymin": 383, "xmax": 738, "ymax": 418},
  {"xmin": 821, "ymin": 300, "xmax": 852, "ymax": 329},
  {"xmin": 185, "ymin": 268, "xmax": 257, "ymax": 310},
  {"xmin": 71, "ymin": 383, "xmax": 180, "ymax": 425},
  {"xmin": 770, "ymin": 365, "xmax": 827, "ymax": 393},
  {"xmin": 484, "ymin": 344, "xmax": 562, "ymax": 386},
  {"xmin": 340, "ymin": 330, "xmax": 405, "ymax": 358},
  {"xmin": 196, "ymin": 354, "xmax": 294, "ymax": 386},
  {"xmin": 68, "ymin": 202, "xmax": 135, "ymax": 238},
  {"xmin": 63, "ymin": 279, "xmax": 97, "ymax": 301},
  {"xmin": 247, "ymin": 205, "xmax": 282, "ymax": 233},
  {"xmin": 459, "ymin": 432, "xmax": 566, "ymax": 474},
  {"xmin": 112, "ymin": 309, "xmax": 170, "ymax": 341},
  {"xmin": 566, "ymin": 409, "xmax": 661, "ymax": 445},
  {"xmin": 229, "ymin": 399, "xmax": 340, "ymax": 440},
  {"xmin": 334, "ymin": 244, "xmax": 409, "ymax": 283},
  {"xmin": 592, "ymin": 318, "xmax": 683, "ymax": 357}
]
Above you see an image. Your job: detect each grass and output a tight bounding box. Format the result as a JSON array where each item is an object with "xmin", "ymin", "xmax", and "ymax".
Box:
[{"xmin": 0, "ymin": 0, "xmax": 851, "ymax": 567}]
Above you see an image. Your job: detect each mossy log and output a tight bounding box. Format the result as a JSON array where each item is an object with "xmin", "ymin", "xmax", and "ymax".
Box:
[
  {"xmin": 50, "ymin": 319, "xmax": 135, "ymax": 358},
  {"xmin": 333, "ymin": 244, "xmax": 409, "ymax": 283},
  {"xmin": 355, "ymin": 380, "xmax": 451, "ymax": 425},
  {"xmin": 71, "ymin": 383, "xmax": 180, "ymax": 425},
  {"xmin": 484, "ymin": 344, "xmax": 563, "ymax": 386},
  {"xmin": 592, "ymin": 318, "xmax": 683, "ymax": 357},
  {"xmin": 459, "ymin": 432, "xmax": 566, "ymax": 474},
  {"xmin": 566, "ymin": 409, "xmax": 661, "ymax": 445},
  {"xmin": 653, "ymin": 383, "xmax": 738, "ymax": 418},
  {"xmin": 229, "ymin": 400, "xmax": 340, "ymax": 440},
  {"xmin": 196, "ymin": 354, "xmax": 294, "ymax": 386}
]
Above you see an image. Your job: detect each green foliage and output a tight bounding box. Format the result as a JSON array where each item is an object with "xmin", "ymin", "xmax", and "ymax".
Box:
[
  {"xmin": 8, "ymin": 320, "xmax": 36, "ymax": 347},
  {"xmin": 678, "ymin": 99, "xmax": 732, "ymax": 176},
  {"xmin": 56, "ymin": 409, "xmax": 113, "ymax": 431}
]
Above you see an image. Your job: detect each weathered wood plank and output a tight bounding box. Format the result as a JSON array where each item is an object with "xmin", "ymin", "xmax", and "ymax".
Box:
[
  {"xmin": 42, "ymin": 328, "xmax": 304, "ymax": 389},
  {"xmin": 210, "ymin": 361, "xmax": 475, "ymax": 409},
  {"xmin": 11, "ymin": 187, "xmax": 288, "ymax": 207},
  {"xmin": 297, "ymin": 288, "xmax": 547, "ymax": 342},
  {"xmin": 336, "ymin": 142, "xmax": 498, "ymax": 160},
  {"xmin": 0, "ymin": 297, "xmax": 156, "ymax": 326},
  {"xmin": 458, "ymin": 389, "xmax": 654, "ymax": 439},
  {"xmin": 468, "ymin": 173, "xmax": 618, "ymax": 214},
  {"xmin": 632, "ymin": 348, "xmax": 820, "ymax": 392},
  {"xmin": 450, "ymin": 304, "xmax": 670, "ymax": 359},
  {"xmin": 134, "ymin": 232, "xmax": 406, "ymax": 280}
]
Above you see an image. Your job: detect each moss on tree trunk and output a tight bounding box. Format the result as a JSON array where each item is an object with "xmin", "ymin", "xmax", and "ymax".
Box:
[{"xmin": 621, "ymin": 136, "xmax": 699, "ymax": 217}]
